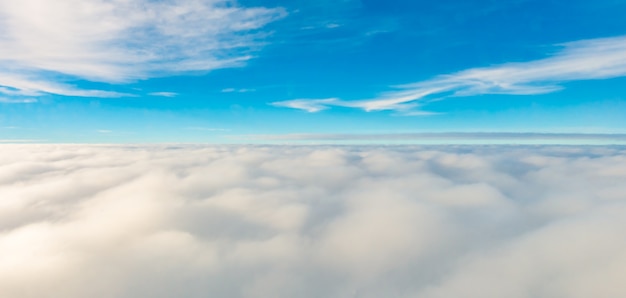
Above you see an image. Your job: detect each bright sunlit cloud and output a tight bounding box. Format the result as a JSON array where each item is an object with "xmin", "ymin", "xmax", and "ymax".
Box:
[{"xmin": 2, "ymin": 145, "xmax": 626, "ymax": 297}]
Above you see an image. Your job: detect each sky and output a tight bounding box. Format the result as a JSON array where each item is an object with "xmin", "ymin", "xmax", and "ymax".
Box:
[
  {"xmin": 3, "ymin": 2, "xmax": 626, "ymax": 295},
  {"xmin": 1, "ymin": 0, "xmax": 626, "ymax": 143}
]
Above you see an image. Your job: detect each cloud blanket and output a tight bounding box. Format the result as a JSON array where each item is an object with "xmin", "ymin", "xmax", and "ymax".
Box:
[{"xmin": 1, "ymin": 145, "xmax": 626, "ymax": 297}]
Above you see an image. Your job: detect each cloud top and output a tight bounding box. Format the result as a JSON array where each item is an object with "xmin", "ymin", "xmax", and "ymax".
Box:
[{"xmin": 2, "ymin": 145, "xmax": 626, "ymax": 297}]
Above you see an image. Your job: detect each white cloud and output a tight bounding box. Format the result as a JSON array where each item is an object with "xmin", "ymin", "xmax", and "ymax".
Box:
[
  {"xmin": 0, "ymin": 0, "xmax": 285, "ymax": 99},
  {"xmin": 2, "ymin": 145, "xmax": 626, "ymax": 297},
  {"xmin": 221, "ymin": 88, "xmax": 256, "ymax": 93},
  {"xmin": 270, "ymin": 98, "xmax": 339, "ymax": 112},
  {"xmin": 148, "ymin": 92, "xmax": 178, "ymax": 98},
  {"xmin": 273, "ymin": 35, "xmax": 626, "ymax": 113},
  {"xmin": 0, "ymin": 72, "xmax": 128, "ymax": 98}
]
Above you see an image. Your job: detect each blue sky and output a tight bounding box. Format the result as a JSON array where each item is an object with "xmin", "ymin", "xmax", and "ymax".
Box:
[{"xmin": 1, "ymin": 0, "xmax": 626, "ymax": 143}]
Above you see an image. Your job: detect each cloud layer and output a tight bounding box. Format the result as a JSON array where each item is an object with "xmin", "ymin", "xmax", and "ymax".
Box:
[
  {"xmin": 274, "ymin": 35, "xmax": 626, "ymax": 113},
  {"xmin": 0, "ymin": 0, "xmax": 284, "ymax": 99},
  {"xmin": 1, "ymin": 145, "xmax": 626, "ymax": 297}
]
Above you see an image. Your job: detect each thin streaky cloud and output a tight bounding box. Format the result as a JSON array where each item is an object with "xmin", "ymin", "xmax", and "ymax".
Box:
[
  {"xmin": 148, "ymin": 92, "xmax": 178, "ymax": 98},
  {"xmin": 270, "ymin": 98, "xmax": 339, "ymax": 112},
  {"xmin": 273, "ymin": 35, "xmax": 626, "ymax": 113},
  {"xmin": 221, "ymin": 88, "xmax": 256, "ymax": 93},
  {"xmin": 0, "ymin": 86, "xmax": 38, "ymax": 97},
  {"xmin": 0, "ymin": 71, "xmax": 131, "ymax": 98}
]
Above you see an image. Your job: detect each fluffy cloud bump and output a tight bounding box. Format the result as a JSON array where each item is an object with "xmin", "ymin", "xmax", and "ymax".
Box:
[{"xmin": 1, "ymin": 145, "xmax": 626, "ymax": 297}]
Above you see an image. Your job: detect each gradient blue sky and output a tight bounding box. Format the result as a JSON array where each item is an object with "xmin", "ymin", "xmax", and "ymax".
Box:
[{"xmin": 1, "ymin": 0, "xmax": 626, "ymax": 143}]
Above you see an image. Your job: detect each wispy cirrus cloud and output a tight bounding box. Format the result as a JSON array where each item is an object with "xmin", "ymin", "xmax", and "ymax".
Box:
[
  {"xmin": 273, "ymin": 35, "xmax": 626, "ymax": 114},
  {"xmin": 221, "ymin": 88, "xmax": 256, "ymax": 93},
  {"xmin": 0, "ymin": 72, "xmax": 129, "ymax": 98},
  {"xmin": 0, "ymin": 0, "xmax": 285, "ymax": 101},
  {"xmin": 271, "ymin": 98, "xmax": 339, "ymax": 112}
]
